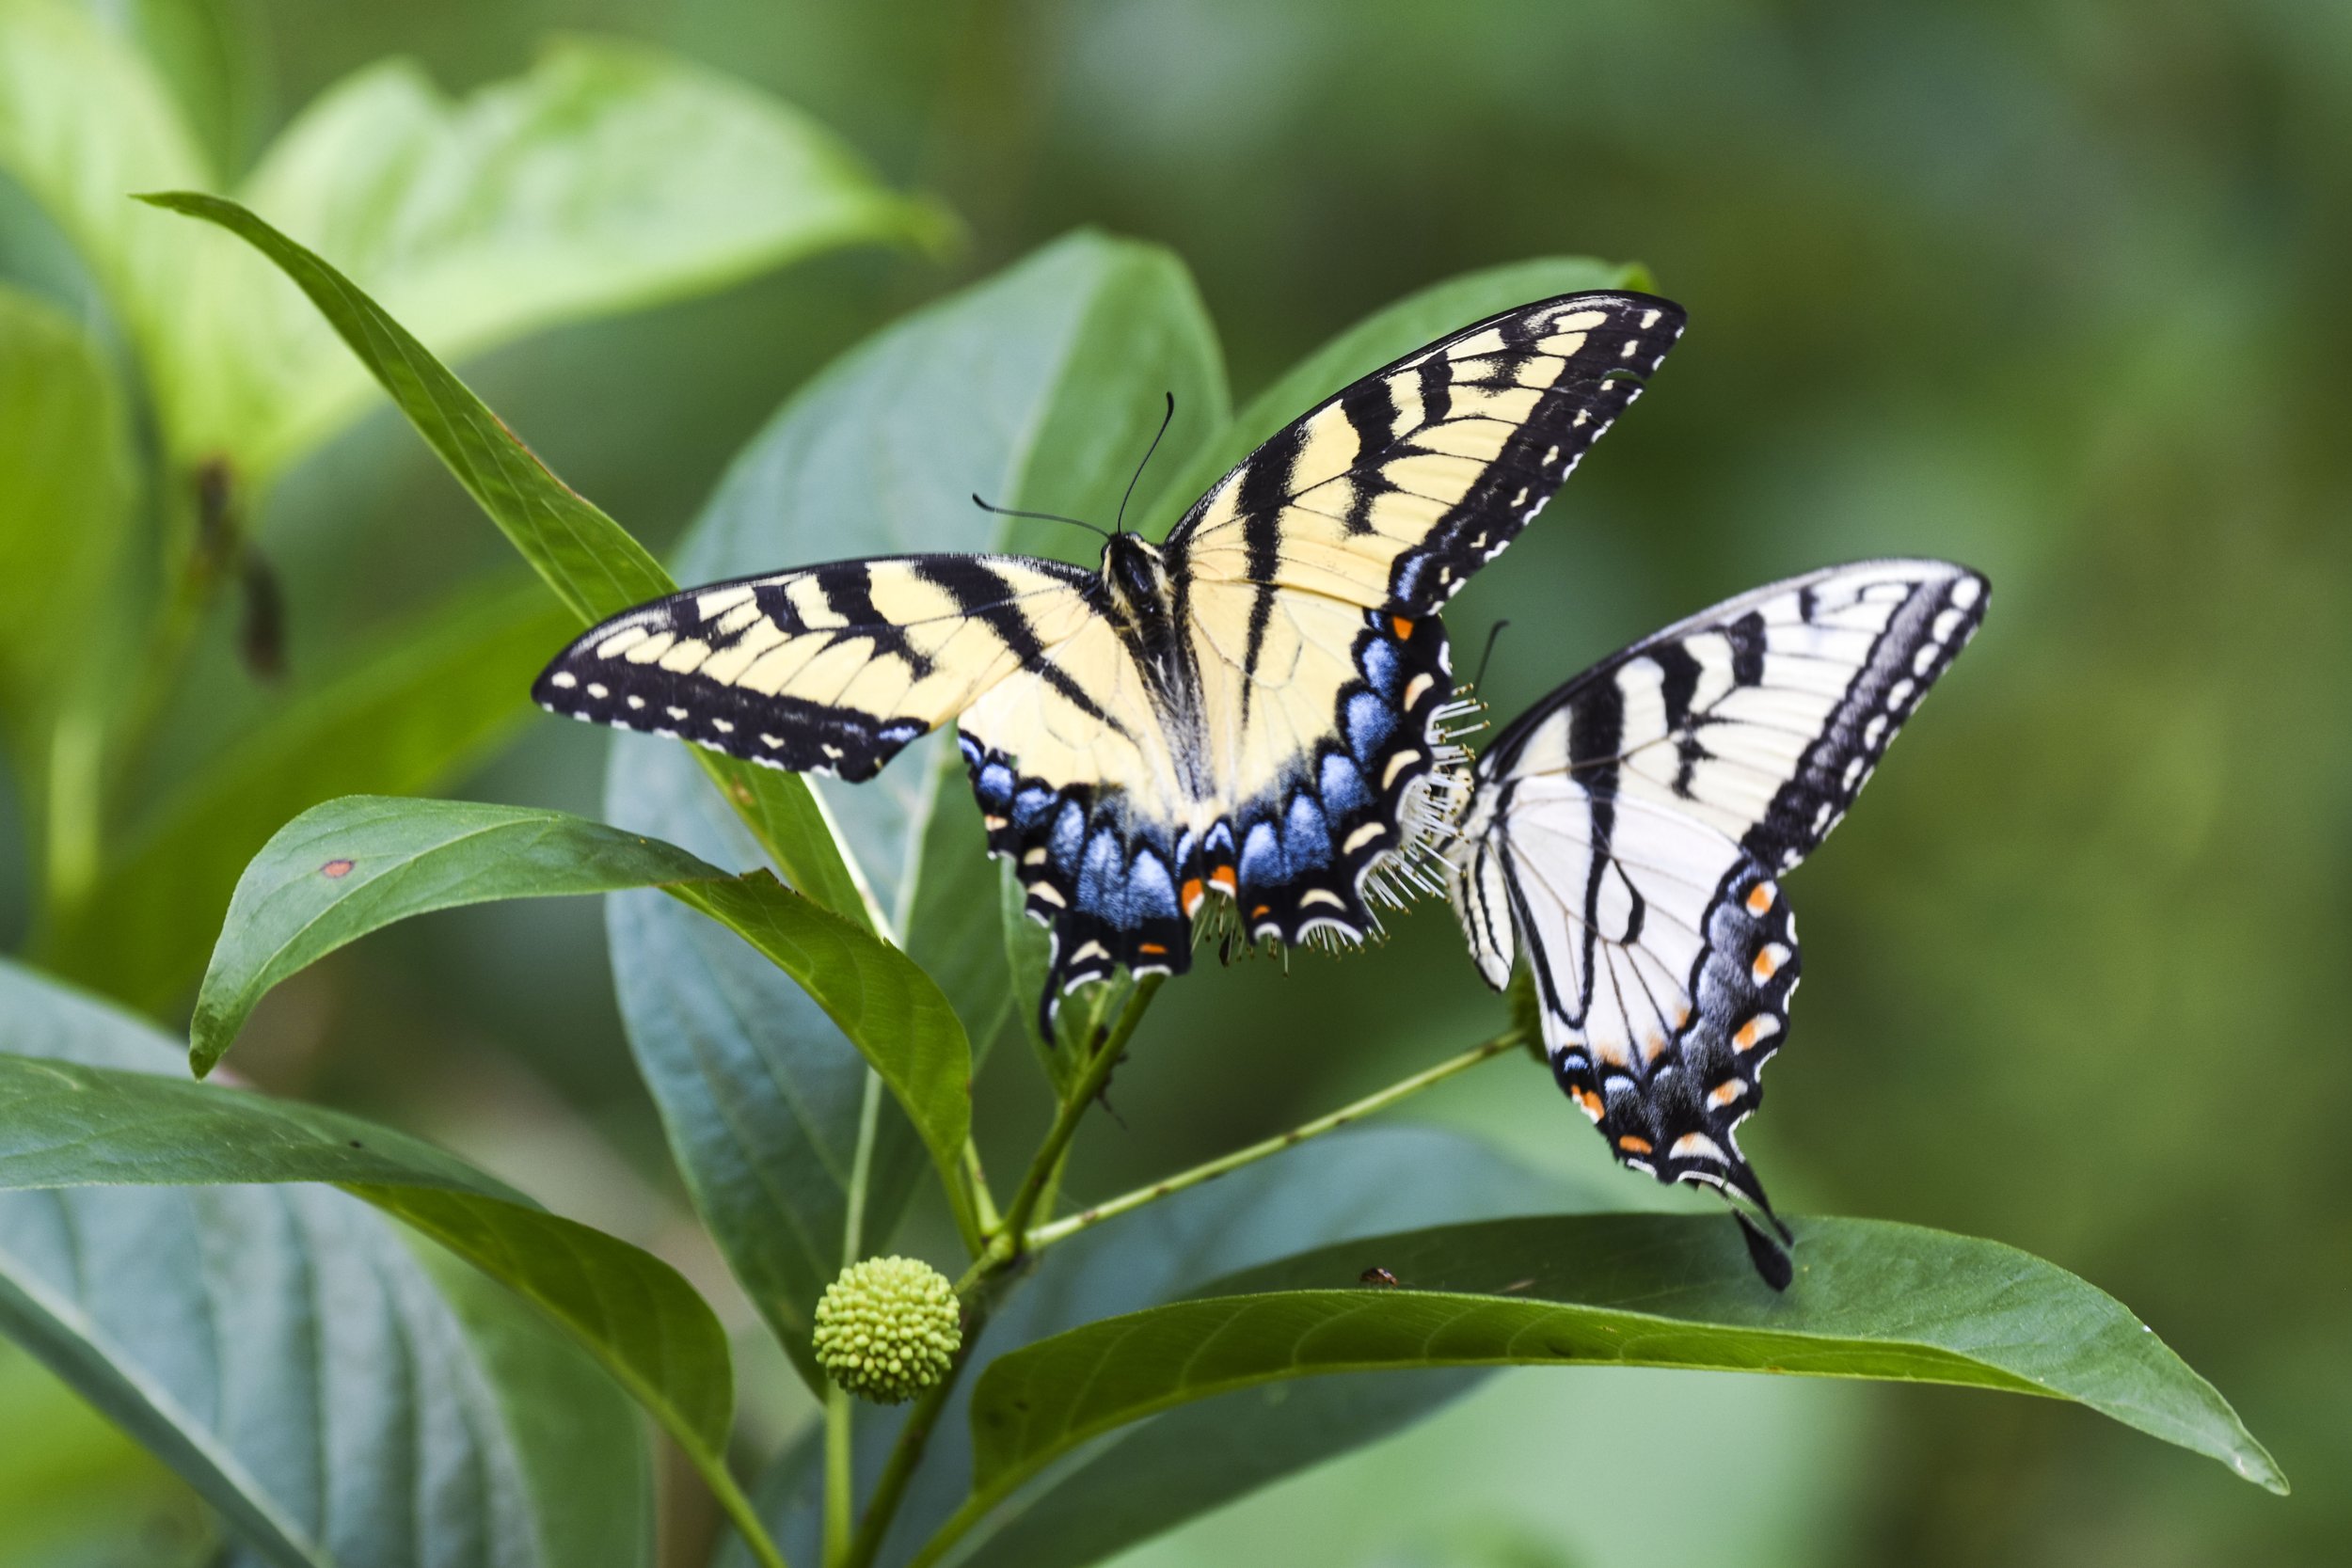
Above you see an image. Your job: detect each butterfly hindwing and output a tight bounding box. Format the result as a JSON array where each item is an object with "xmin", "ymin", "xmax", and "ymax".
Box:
[{"xmin": 1452, "ymin": 560, "xmax": 1989, "ymax": 1266}]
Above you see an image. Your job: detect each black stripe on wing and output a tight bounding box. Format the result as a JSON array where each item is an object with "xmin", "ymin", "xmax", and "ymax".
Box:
[{"xmin": 1741, "ymin": 570, "xmax": 1989, "ymax": 870}]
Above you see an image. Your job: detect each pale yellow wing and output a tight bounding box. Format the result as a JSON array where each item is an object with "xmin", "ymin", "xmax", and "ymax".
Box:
[
  {"xmin": 1165, "ymin": 292, "xmax": 1685, "ymax": 615},
  {"xmin": 534, "ymin": 553, "xmax": 1106, "ymax": 781}
]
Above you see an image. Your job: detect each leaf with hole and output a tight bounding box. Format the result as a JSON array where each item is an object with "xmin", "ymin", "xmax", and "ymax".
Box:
[
  {"xmin": 40, "ymin": 578, "xmax": 574, "ymax": 1010},
  {"xmin": 190, "ymin": 795, "xmax": 976, "ymax": 1244}
]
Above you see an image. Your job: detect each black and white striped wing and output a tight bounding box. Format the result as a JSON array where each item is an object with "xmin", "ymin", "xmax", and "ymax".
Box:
[
  {"xmin": 1450, "ymin": 560, "xmax": 1988, "ymax": 1252},
  {"xmin": 1154, "ymin": 291, "xmax": 1686, "ymax": 946},
  {"xmin": 533, "ymin": 554, "xmax": 1115, "ymax": 782},
  {"xmin": 1167, "ymin": 291, "xmax": 1686, "ymax": 616}
]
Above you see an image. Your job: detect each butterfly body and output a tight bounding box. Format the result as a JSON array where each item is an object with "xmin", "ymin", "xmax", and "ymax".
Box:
[
  {"xmin": 537, "ymin": 291, "xmax": 1688, "ymax": 1024},
  {"xmin": 1451, "ymin": 560, "xmax": 1988, "ymax": 1281}
]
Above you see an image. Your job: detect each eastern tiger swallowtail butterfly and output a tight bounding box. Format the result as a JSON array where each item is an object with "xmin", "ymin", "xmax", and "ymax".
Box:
[
  {"xmin": 1447, "ymin": 560, "xmax": 1988, "ymax": 1287},
  {"xmin": 536, "ymin": 292, "xmax": 1687, "ymax": 1029}
]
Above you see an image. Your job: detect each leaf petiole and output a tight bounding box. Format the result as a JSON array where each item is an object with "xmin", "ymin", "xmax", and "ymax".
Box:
[{"xmin": 1022, "ymin": 1026, "xmax": 1529, "ymax": 1255}]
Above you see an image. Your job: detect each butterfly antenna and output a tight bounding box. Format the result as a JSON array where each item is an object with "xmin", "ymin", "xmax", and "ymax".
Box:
[
  {"xmin": 971, "ymin": 493, "xmax": 1112, "ymax": 542},
  {"xmin": 1470, "ymin": 619, "xmax": 1512, "ymax": 692},
  {"xmin": 1113, "ymin": 392, "xmax": 1177, "ymax": 538}
]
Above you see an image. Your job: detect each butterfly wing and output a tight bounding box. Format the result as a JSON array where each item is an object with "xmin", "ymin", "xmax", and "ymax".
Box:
[
  {"xmin": 1452, "ymin": 560, "xmax": 1989, "ymax": 1254},
  {"xmin": 533, "ymin": 554, "xmax": 1108, "ymax": 780},
  {"xmin": 1162, "ymin": 292, "xmax": 1687, "ymax": 942},
  {"xmin": 957, "ymin": 608, "xmax": 1200, "ymax": 1015},
  {"xmin": 540, "ymin": 551, "xmax": 1209, "ymax": 1018},
  {"xmin": 1167, "ymin": 292, "xmax": 1686, "ymax": 616}
]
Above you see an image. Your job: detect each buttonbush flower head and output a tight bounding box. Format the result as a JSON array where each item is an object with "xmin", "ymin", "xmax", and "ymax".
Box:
[{"xmin": 813, "ymin": 1256, "xmax": 961, "ymax": 1403}]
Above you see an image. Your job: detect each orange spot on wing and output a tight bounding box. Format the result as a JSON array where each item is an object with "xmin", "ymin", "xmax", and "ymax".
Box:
[
  {"xmin": 321, "ymin": 860, "xmax": 354, "ymax": 879},
  {"xmin": 1616, "ymin": 1135, "xmax": 1654, "ymax": 1156},
  {"xmin": 1208, "ymin": 864, "xmax": 1237, "ymax": 894},
  {"xmin": 1734, "ymin": 1018, "xmax": 1763, "ymax": 1052},
  {"xmin": 1391, "ymin": 615, "xmax": 1416, "ymax": 641},
  {"xmin": 1137, "ymin": 942, "xmax": 1168, "ymax": 957},
  {"xmin": 1752, "ymin": 947, "xmax": 1781, "ymax": 982},
  {"xmin": 1572, "ymin": 1087, "xmax": 1605, "ymax": 1120},
  {"xmin": 1746, "ymin": 882, "xmax": 1774, "ymax": 915},
  {"xmin": 1180, "ymin": 878, "xmax": 1205, "ymax": 916},
  {"xmin": 1251, "ymin": 905, "xmax": 1271, "ymax": 919}
]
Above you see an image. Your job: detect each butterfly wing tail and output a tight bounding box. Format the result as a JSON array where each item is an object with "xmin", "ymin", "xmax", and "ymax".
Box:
[{"xmin": 1733, "ymin": 1210, "xmax": 1795, "ymax": 1291}]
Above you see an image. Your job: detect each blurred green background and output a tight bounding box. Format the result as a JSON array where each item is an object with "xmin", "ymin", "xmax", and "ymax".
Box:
[{"xmin": 4, "ymin": 1, "xmax": 2346, "ymax": 1563}]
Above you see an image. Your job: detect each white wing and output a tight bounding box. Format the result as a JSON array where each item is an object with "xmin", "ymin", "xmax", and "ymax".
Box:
[{"xmin": 1450, "ymin": 559, "xmax": 1988, "ymax": 1231}]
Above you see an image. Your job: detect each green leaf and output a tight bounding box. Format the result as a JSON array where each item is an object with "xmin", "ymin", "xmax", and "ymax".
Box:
[
  {"xmin": 669, "ymin": 874, "xmax": 976, "ymax": 1242},
  {"xmin": 38, "ymin": 578, "xmax": 574, "ymax": 1010},
  {"xmin": 0, "ymin": 282, "xmax": 135, "ymax": 921},
  {"xmin": 731, "ymin": 1127, "xmax": 1589, "ymax": 1568},
  {"xmin": 0, "ymin": 958, "xmax": 660, "ymax": 1568},
  {"xmin": 140, "ymin": 188, "xmax": 868, "ymax": 926},
  {"xmin": 1, "ymin": 4, "xmax": 936, "ymax": 475},
  {"xmin": 403, "ymin": 1246, "xmax": 657, "ymax": 1568},
  {"xmin": 604, "ymin": 746, "xmax": 927, "ymax": 1390},
  {"xmin": 1138, "ymin": 257, "xmax": 1648, "ymax": 535},
  {"xmin": 182, "ymin": 38, "xmax": 949, "ymax": 474},
  {"xmin": 0, "ymin": 0, "xmax": 215, "ymax": 400},
  {"xmin": 136, "ymin": 190, "xmax": 671, "ymax": 618},
  {"xmin": 0, "ymin": 1342, "xmax": 216, "ymax": 1568},
  {"xmin": 0, "ymin": 283, "xmax": 134, "ymax": 748},
  {"xmin": 189, "ymin": 795, "xmax": 976, "ymax": 1243},
  {"xmin": 187, "ymin": 793, "xmax": 721, "ymax": 1073},
  {"xmin": 967, "ymin": 1213, "xmax": 2285, "ymax": 1526}
]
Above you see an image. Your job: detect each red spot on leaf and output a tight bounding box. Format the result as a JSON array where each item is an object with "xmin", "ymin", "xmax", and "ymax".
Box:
[{"xmin": 321, "ymin": 860, "xmax": 354, "ymax": 879}]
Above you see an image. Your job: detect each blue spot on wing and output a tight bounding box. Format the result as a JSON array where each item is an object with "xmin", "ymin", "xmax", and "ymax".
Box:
[
  {"xmin": 1284, "ymin": 793, "xmax": 1331, "ymax": 869},
  {"xmin": 1129, "ymin": 849, "xmax": 1179, "ymax": 919},
  {"xmin": 1319, "ymin": 753, "xmax": 1371, "ymax": 818},
  {"xmin": 1079, "ymin": 827, "xmax": 1125, "ymax": 916},
  {"xmin": 1014, "ymin": 784, "xmax": 1057, "ymax": 831},
  {"xmin": 1240, "ymin": 820, "xmax": 1284, "ymax": 890},
  {"xmin": 1051, "ymin": 801, "xmax": 1087, "ymax": 868},
  {"xmin": 1345, "ymin": 692, "xmax": 1394, "ymax": 760},
  {"xmin": 1359, "ymin": 638, "xmax": 1402, "ymax": 700}
]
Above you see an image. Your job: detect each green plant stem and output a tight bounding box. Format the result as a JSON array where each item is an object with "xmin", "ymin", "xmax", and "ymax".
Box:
[
  {"xmin": 1025, "ymin": 1025, "xmax": 1528, "ymax": 1253},
  {"xmin": 961, "ymin": 1138, "xmax": 1001, "ymax": 1243},
  {"xmin": 824, "ymin": 1069, "xmax": 884, "ymax": 1565},
  {"xmin": 695, "ymin": 1447, "xmax": 794, "ymax": 1568},
  {"xmin": 823, "ymin": 1385, "xmax": 853, "ymax": 1568},
  {"xmin": 841, "ymin": 975, "xmax": 1165, "ymax": 1568},
  {"xmin": 996, "ymin": 974, "xmax": 1163, "ymax": 1252}
]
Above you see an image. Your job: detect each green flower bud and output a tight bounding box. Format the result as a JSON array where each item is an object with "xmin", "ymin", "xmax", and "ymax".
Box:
[{"xmin": 812, "ymin": 1256, "xmax": 961, "ymax": 1403}]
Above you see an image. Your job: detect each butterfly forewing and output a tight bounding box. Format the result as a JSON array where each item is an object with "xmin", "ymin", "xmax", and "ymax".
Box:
[
  {"xmin": 1167, "ymin": 293, "xmax": 1685, "ymax": 614},
  {"xmin": 1452, "ymin": 559, "xmax": 1988, "ymax": 1250},
  {"xmin": 533, "ymin": 554, "xmax": 1102, "ymax": 781}
]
